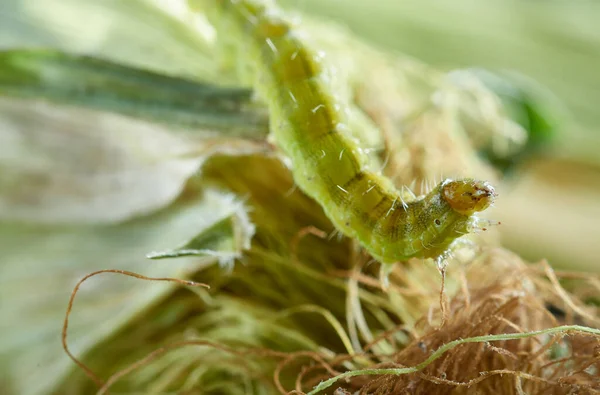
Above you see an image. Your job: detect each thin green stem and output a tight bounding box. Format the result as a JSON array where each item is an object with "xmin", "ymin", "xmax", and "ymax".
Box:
[{"xmin": 307, "ymin": 325, "xmax": 600, "ymax": 394}]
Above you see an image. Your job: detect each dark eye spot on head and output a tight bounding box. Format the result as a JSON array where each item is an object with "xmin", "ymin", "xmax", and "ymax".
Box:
[{"xmin": 434, "ymin": 219, "xmax": 441, "ymax": 226}]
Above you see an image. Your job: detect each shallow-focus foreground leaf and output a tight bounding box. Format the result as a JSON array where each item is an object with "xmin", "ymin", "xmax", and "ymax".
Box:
[
  {"xmin": 0, "ymin": 48, "xmax": 271, "ymax": 224},
  {"xmin": 0, "ymin": 49, "xmax": 268, "ymax": 138},
  {"xmin": 0, "ymin": 187, "xmax": 254, "ymax": 395},
  {"xmin": 0, "ymin": 98, "xmax": 193, "ymax": 223},
  {"xmin": 0, "ymin": 96, "xmax": 254, "ymax": 224}
]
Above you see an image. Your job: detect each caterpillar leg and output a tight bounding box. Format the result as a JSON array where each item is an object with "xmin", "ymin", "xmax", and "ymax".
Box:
[{"xmin": 379, "ymin": 262, "xmax": 395, "ymax": 291}]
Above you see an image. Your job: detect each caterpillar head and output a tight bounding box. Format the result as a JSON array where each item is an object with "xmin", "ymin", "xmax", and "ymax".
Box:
[{"xmin": 441, "ymin": 179, "xmax": 496, "ymax": 216}]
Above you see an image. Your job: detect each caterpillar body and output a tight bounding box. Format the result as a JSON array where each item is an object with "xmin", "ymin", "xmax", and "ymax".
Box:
[{"xmin": 201, "ymin": 0, "xmax": 496, "ymax": 265}]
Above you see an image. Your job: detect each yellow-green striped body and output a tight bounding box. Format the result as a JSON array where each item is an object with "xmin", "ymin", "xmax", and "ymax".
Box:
[{"xmin": 203, "ymin": 0, "xmax": 496, "ymax": 263}]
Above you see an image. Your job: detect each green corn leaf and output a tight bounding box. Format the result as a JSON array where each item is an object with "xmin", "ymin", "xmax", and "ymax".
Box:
[
  {"xmin": 147, "ymin": 198, "xmax": 255, "ymax": 268},
  {"xmin": 0, "ymin": 95, "xmax": 267, "ymax": 224},
  {"xmin": 0, "ymin": 49, "xmax": 268, "ymax": 138}
]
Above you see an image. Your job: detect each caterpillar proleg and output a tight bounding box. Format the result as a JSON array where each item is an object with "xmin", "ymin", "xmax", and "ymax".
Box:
[{"xmin": 200, "ymin": 0, "xmax": 496, "ymax": 266}]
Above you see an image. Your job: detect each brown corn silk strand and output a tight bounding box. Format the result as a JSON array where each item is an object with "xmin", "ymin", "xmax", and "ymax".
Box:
[
  {"xmin": 201, "ymin": 0, "xmax": 496, "ymax": 267},
  {"xmin": 62, "ymin": 269, "xmax": 341, "ymax": 394},
  {"xmin": 61, "ymin": 269, "xmax": 209, "ymax": 390}
]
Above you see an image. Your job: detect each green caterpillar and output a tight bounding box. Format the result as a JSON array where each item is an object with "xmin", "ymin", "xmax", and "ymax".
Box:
[{"xmin": 200, "ymin": 0, "xmax": 496, "ymax": 266}]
